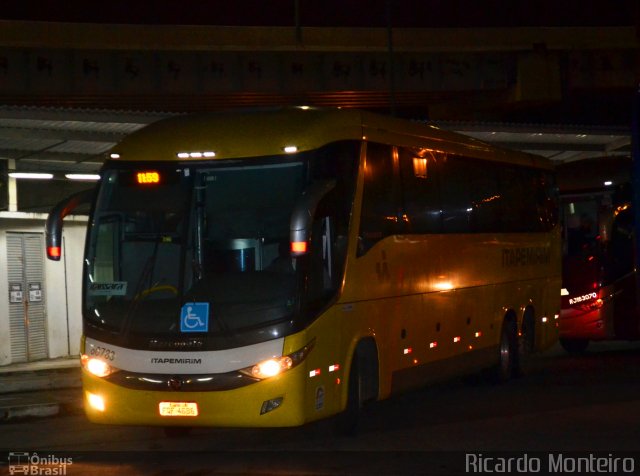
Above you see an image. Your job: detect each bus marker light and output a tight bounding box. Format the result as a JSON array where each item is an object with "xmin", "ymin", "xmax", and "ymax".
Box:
[
  {"xmin": 177, "ymin": 151, "xmax": 216, "ymax": 159},
  {"xmin": 309, "ymin": 369, "xmax": 321, "ymax": 378},
  {"xmin": 86, "ymin": 392, "xmax": 105, "ymax": 412},
  {"xmin": 429, "ymin": 342, "xmax": 437, "ymax": 349},
  {"xmin": 329, "ymin": 364, "xmax": 340, "ymax": 372},
  {"xmin": 453, "ymin": 336, "xmax": 461, "ymax": 343},
  {"xmin": 541, "ymin": 317, "xmax": 548, "ymax": 323},
  {"xmin": 47, "ymin": 246, "xmax": 61, "ymax": 260},
  {"xmin": 403, "ymin": 347, "xmax": 412, "ymax": 355},
  {"xmin": 554, "ymin": 314, "xmax": 559, "ymax": 320},
  {"xmin": 474, "ymin": 331, "xmax": 482, "ymax": 338},
  {"xmin": 291, "ymin": 241, "xmax": 307, "ymax": 254}
]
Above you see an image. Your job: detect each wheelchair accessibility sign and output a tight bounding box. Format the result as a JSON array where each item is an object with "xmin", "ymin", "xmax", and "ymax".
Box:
[{"xmin": 180, "ymin": 302, "xmax": 209, "ymax": 332}]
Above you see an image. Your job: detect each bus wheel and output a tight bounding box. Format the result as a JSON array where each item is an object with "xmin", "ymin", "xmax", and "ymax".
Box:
[
  {"xmin": 334, "ymin": 352, "xmax": 362, "ymax": 436},
  {"xmin": 163, "ymin": 426, "xmax": 192, "ymax": 438},
  {"xmin": 560, "ymin": 338, "xmax": 589, "ymax": 354},
  {"xmin": 489, "ymin": 318, "xmax": 517, "ymax": 383}
]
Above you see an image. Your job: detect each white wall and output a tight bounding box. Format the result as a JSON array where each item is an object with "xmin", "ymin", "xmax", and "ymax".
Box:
[
  {"xmin": 0, "ymin": 213, "xmax": 87, "ymax": 366},
  {"xmin": 47, "ymin": 223, "xmax": 87, "ymax": 357},
  {"xmin": 0, "ymin": 228, "xmax": 10, "ymax": 365}
]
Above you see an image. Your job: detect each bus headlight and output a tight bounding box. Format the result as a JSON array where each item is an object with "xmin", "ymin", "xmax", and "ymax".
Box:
[
  {"xmin": 81, "ymin": 354, "xmax": 119, "ymax": 378},
  {"xmin": 240, "ymin": 339, "xmax": 315, "ymax": 380},
  {"xmin": 251, "ymin": 357, "xmax": 293, "ymax": 379}
]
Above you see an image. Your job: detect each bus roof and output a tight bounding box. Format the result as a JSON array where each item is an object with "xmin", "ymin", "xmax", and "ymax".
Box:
[{"xmin": 108, "ymin": 107, "xmax": 552, "ymax": 170}]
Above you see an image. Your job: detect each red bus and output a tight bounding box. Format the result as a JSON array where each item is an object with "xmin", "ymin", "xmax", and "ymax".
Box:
[{"xmin": 558, "ymin": 157, "xmax": 639, "ymax": 352}]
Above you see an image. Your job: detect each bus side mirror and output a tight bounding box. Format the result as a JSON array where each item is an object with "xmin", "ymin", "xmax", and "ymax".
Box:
[
  {"xmin": 45, "ymin": 189, "xmax": 95, "ymax": 261},
  {"xmin": 290, "ymin": 180, "xmax": 335, "ymax": 256}
]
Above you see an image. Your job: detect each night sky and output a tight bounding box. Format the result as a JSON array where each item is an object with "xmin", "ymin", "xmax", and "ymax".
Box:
[{"xmin": 1, "ymin": 0, "xmax": 638, "ymax": 28}]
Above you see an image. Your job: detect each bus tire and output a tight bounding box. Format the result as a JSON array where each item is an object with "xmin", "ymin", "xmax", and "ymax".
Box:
[
  {"xmin": 334, "ymin": 352, "xmax": 362, "ymax": 436},
  {"xmin": 560, "ymin": 338, "xmax": 589, "ymax": 354},
  {"xmin": 516, "ymin": 309, "xmax": 536, "ymax": 377},
  {"xmin": 489, "ymin": 317, "xmax": 517, "ymax": 384},
  {"xmin": 334, "ymin": 339, "xmax": 378, "ymax": 436}
]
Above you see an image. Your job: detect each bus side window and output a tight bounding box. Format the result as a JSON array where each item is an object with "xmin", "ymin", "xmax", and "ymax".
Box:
[
  {"xmin": 466, "ymin": 159, "xmax": 501, "ymax": 233},
  {"xmin": 398, "ymin": 147, "xmax": 442, "ymax": 234},
  {"xmin": 306, "ymin": 195, "xmax": 344, "ymax": 305},
  {"xmin": 500, "ymin": 165, "xmax": 544, "ymax": 233},
  {"xmin": 440, "ymin": 155, "xmax": 472, "ymax": 233},
  {"xmin": 359, "ymin": 142, "xmax": 397, "ymax": 256}
]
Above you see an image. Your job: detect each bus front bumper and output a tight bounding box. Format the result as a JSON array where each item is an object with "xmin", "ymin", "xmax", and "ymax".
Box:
[{"xmin": 82, "ymin": 366, "xmax": 308, "ymax": 428}]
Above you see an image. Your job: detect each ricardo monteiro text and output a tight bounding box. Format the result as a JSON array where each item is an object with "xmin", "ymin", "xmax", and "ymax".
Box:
[
  {"xmin": 465, "ymin": 453, "xmax": 635, "ymax": 473},
  {"xmin": 150, "ymin": 358, "xmax": 202, "ymax": 364}
]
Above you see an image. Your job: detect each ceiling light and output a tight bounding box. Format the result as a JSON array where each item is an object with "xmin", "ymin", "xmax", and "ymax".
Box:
[
  {"xmin": 9, "ymin": 172, "xmax": 53, "ymax": 180},
  {"xmin": 65, "ymin": 174, "xmax": 101, "ymax": 181}
]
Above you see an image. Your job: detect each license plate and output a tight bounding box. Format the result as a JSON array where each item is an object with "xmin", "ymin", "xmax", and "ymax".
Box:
[{"xmin": 159, "ymin": 401, "xmax": 199, "ymax": 417}]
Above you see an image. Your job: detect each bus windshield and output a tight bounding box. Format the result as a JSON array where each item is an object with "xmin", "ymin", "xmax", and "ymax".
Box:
[{"xmin": 84, "ymin": 142, "xmax": 358, "ymax": 350}]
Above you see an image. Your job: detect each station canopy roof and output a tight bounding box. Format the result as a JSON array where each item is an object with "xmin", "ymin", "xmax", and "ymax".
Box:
[{"xmin": 0, "ymin": 105, "xmax": 632, "ymax": 177}]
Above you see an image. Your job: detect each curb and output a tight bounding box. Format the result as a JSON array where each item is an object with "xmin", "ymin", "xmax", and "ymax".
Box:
[
  {"xmin": 0, "ymin": 373, "xmax": 81, "ymax": 395},
  {"xmin": 0, "ymin": 363, "xmax": 83, "ymax": 422},
  {"xmin": 0, "ymin": 402, "xmax": 60, "ymax": 421},
  {"xmin": 0, "ymin": 394, "xmax": 84, "ymax": 422}
]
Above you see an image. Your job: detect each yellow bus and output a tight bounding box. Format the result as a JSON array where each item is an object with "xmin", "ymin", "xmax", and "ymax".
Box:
[{"xmin": 46, "ymin": 107, "xmax": 561, "ymax": 435}]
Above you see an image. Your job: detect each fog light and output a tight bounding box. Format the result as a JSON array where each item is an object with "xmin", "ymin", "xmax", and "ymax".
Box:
[
  {"xmin": 86, "ymin": 392, "xmax": 105, "ymax": 412},
  {"xmin": 260, "ymin": 397, "xmax": 283, "ymax": 415}
]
